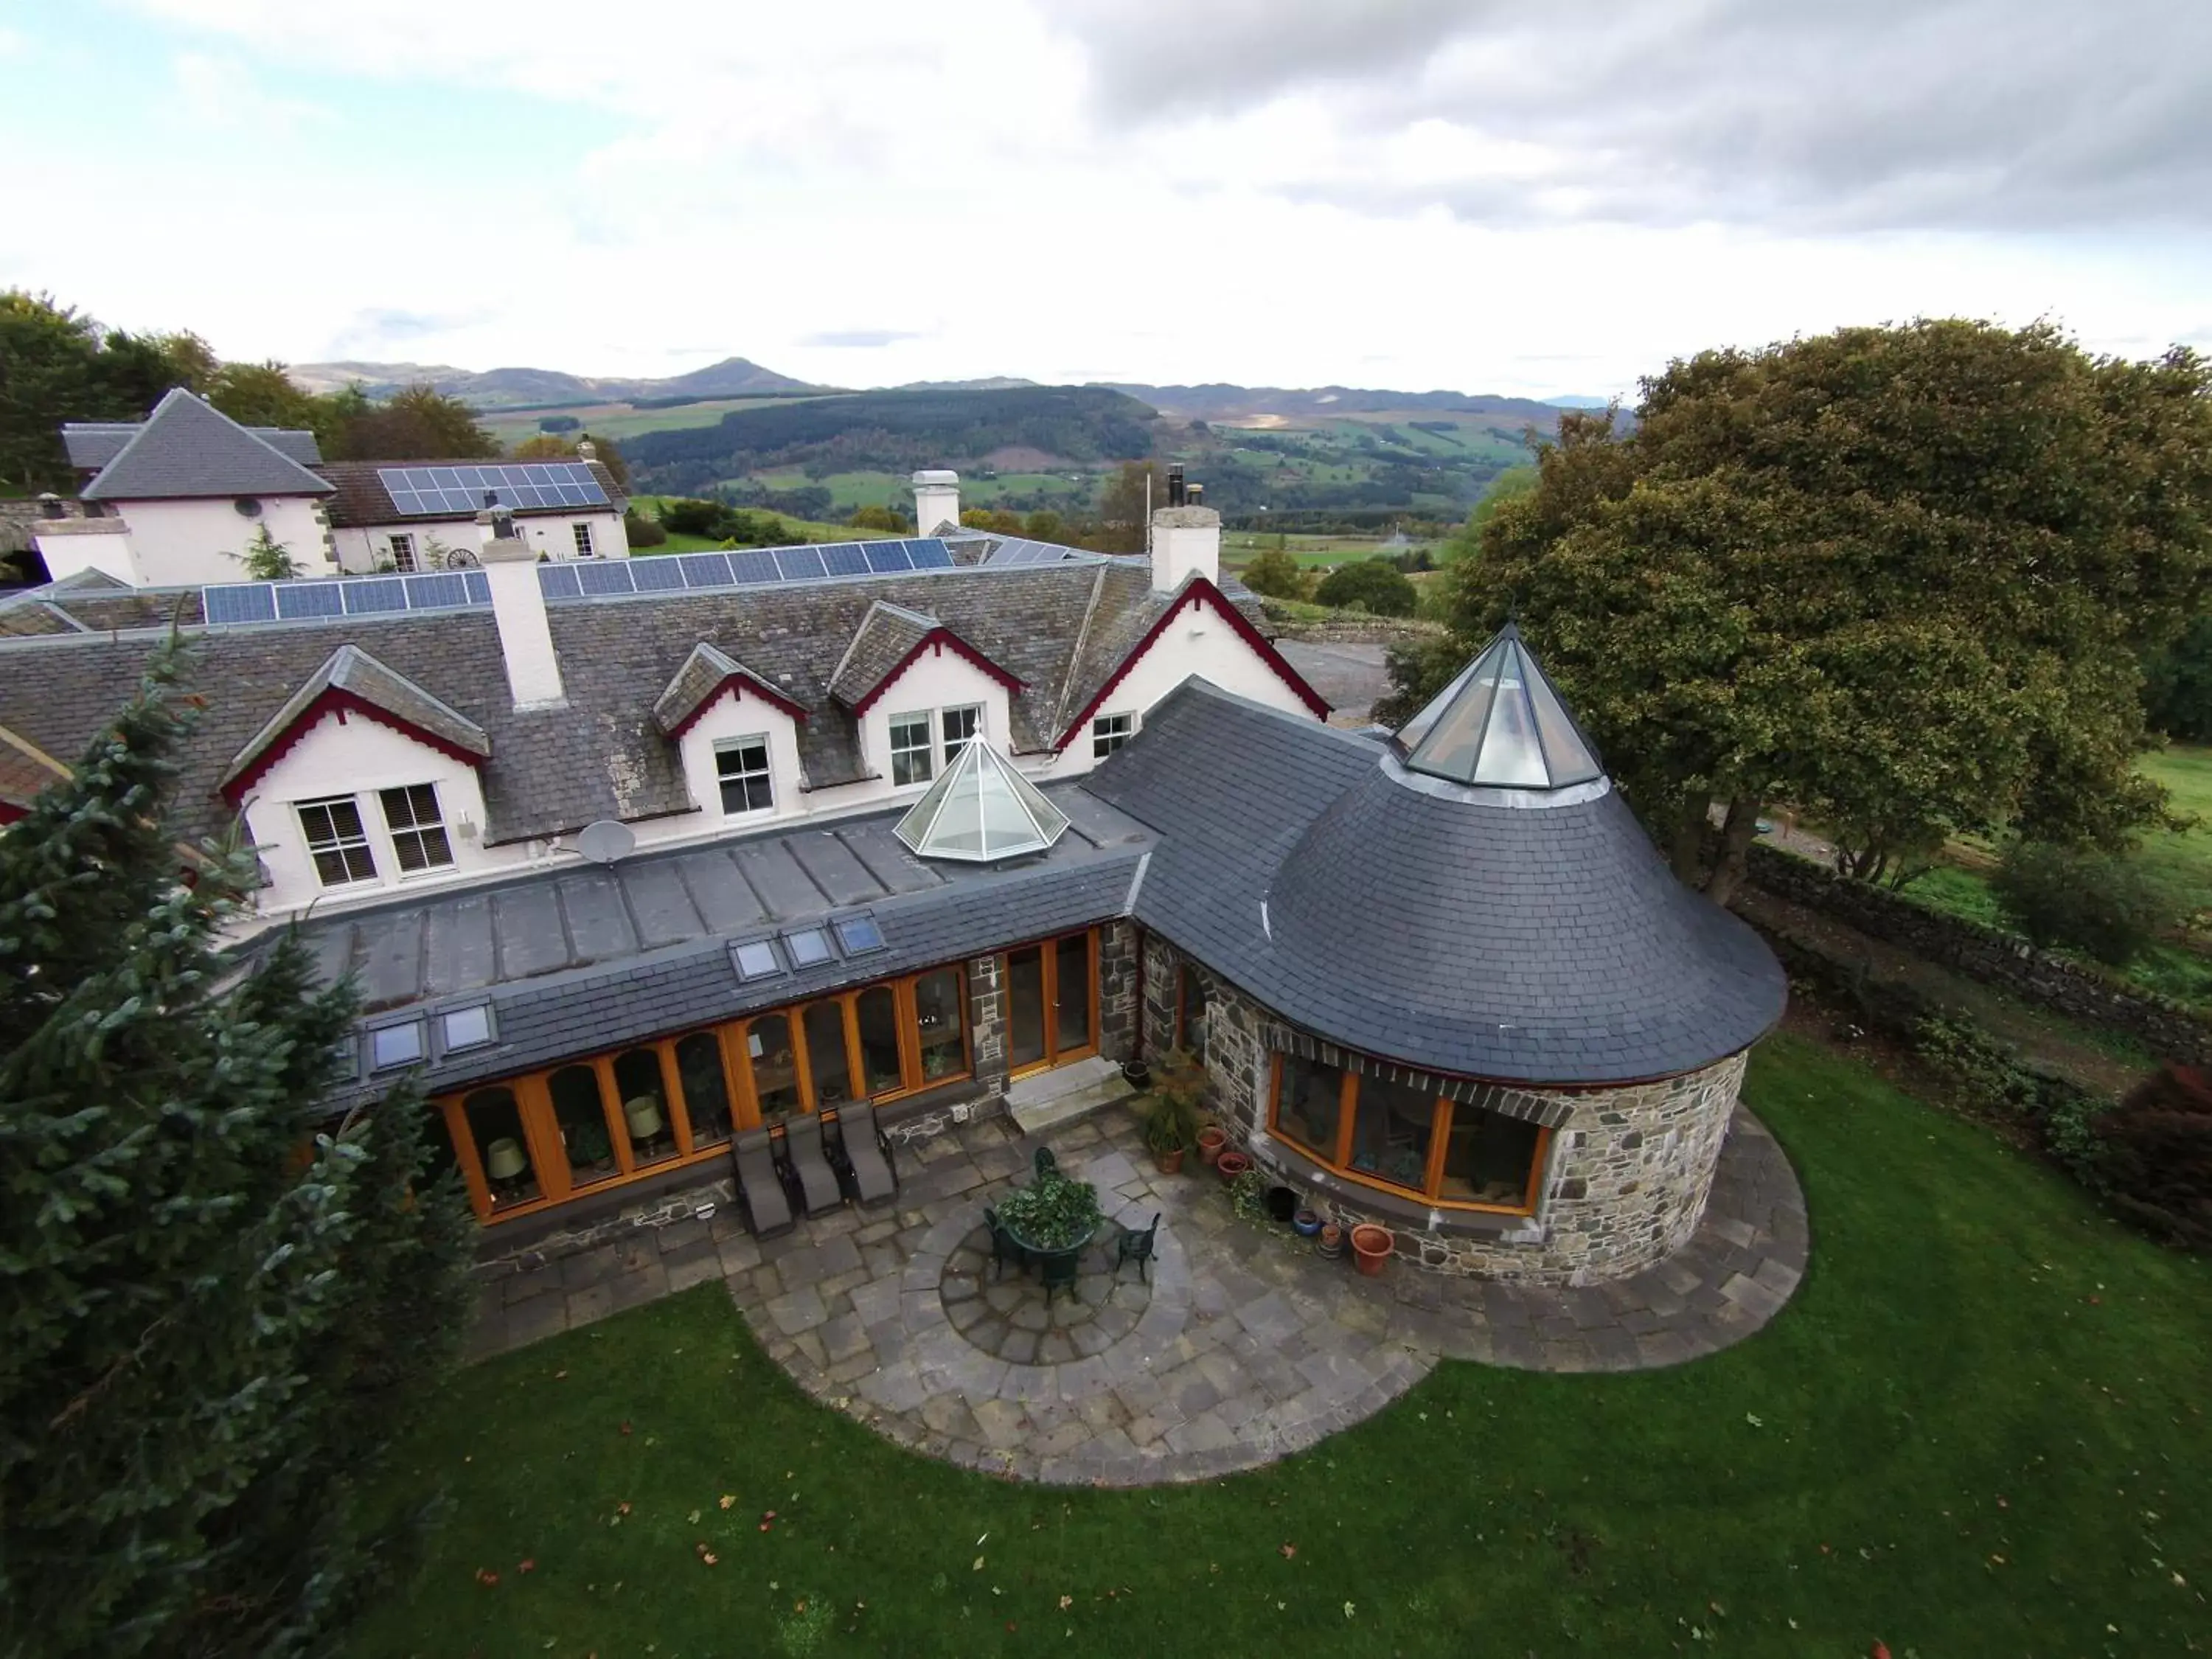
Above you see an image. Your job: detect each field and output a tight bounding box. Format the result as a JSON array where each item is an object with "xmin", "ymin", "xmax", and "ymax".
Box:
[
  {"xmin": 625, "ymin": 496, "xmax": 886, "ymax": 553},
  {"xmin": 1898, "ymin": 743, "xmax": 2212, "ymax": 1009},
  {"xmin": 481, "ymin": 397, "xmax": 833, "ymax": 448},
  {"xmin": 346, "ymin": 1034, "xmax": 2212, "ymax": 1658}
]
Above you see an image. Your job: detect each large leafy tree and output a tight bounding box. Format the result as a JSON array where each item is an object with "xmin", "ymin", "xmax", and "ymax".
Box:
[
  {"xmin": 0, "ymin": 646, "xmax": 475, "ymax": 1658},
  {"xmin": 1386, "ymin": 322, "xmax": 2212, "ymax": 902},
  {"xmin": 329, "ymin": 382, "xmax": 498, "ymax": 462},
  {"xmin": 0, "ymin": 293, "xmax": 212, "ymax": 493}
]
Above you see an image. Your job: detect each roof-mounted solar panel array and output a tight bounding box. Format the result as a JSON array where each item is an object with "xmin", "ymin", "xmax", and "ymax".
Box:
[
  {"xmin": 203, "ymin": 570, "xmax": 491, "ymax": 627},
  {"xmin": 375, "ymin": 462, "xmax": 610, "ymax": 517},
  {"xmin": 982, "ymin": 538, "xmax": 1088, "ymax": 568},
  {"xmin": 536, "ymin": 539, "xmax": 956, "ymax": 602}
]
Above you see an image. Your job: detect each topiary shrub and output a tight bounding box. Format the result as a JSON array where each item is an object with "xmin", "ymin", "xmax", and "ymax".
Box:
[
  {"xmin": 1989, "ymin": 839, "xmax": 2168, "ymax": 966},
  {"xmin": 624, "ymin": 509, "xmax": 667, "ymax": 547},
  {"xmin": 1313, "ymin": 557, "xmax": 1417, "ymax": 616},
  {"xmin": 1240, "ymin": 546, "xmax": 1313, "ymax": 600},
  {"xmin": 2095, "ymin": 1064, "xmax": 2212, "ymax": 1251}
]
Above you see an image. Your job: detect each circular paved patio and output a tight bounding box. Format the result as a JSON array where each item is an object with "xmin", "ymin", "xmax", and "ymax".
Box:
[{"xmin": 725, "ymin": 1105, "xmax": 1806, "ymax": 1486}]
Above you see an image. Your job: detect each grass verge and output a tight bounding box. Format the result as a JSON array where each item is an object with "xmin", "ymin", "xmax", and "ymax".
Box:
[{"xmin": 349, "ymin": 1035, "xmax": 2211, "ymax": 1658}]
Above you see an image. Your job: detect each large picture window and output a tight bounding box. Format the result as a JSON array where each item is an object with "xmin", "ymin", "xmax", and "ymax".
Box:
[
  {"xmin": 1267, "ymin": 1050, "xmax": 1548, "ymax": 1215},
  {"xmin": 437, "ymin": 963, "xmax": 973, "ymax": 1224}
]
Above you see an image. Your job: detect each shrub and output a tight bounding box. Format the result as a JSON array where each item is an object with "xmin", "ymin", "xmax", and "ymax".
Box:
[
  {"xmin": 1240, "ymin": 546, "xmax": 1312, "ymax": 600},
  {"xmin": 538, "ymin": 414, "xmax": 581, "ymax": 433},
  {"xmin": 659, "ymin": 497, "xmax": 731, "ymax": 537},
  {"xmin": 848, "ymin": 504, "xmax": 912, "ymax": 532},
  {"xmin": 1314, "ymin": 557, "xmax": 1417, "ymax": 616},
  {"xmin": 2096, "ymin": 1065, "xmax": 2212, "ymax": 1251},
  {"xmin": 1990, "ymin": 839, "xmax": 2168, "ymax": 966},
  {"xmin": 624, "ymin": 508, "xmax": 667, "ymax": 547}
]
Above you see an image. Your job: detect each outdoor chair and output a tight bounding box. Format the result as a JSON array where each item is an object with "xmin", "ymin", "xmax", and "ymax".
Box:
[
  {"xmin": 1032, "ymin": 1146, "xmax": 1060, "ymax": 1183},
  {"xmin": 827, "ymin": 1104, "xmax": 898, "ymax": 1208},
  {"xmin": 1037, "ymin": 1244, "xmax": 1083, "ymax": 1305},
  {"xmin": 780, "ymin": 1115, "xmax": 845, "ymax": 1217},
  {"xmin": 729, "ymin": 1129, "xmax": 795, "ymax": 1240},
  {"xmin": 984, "ymin": 1205, "xmax": 1029, "ymax": 1279},
  {"xmin": 1115, "ymin": 1212, "xmax": 1161, "ymax": 1281}
]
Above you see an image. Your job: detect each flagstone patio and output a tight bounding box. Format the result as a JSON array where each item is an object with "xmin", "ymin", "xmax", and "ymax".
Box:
[{"xmin": 468, "ymin": 1101, "xmax": 1806, "ymax": 1487}]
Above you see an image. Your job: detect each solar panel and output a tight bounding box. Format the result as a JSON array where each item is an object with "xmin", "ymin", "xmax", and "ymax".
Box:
[
  {"xmin": 905, "ymin": 538, "xmax": 954, "ymax": 568},
  {"xmin": 463, "ymin": 570, "xmax": 491, "ymax": 604},
  {"xmin": 728, "ymin": 549, "xmax": 781, "ymax": 585},
  {"xmin": 402, "ymin": 572, "xmax": 470, "ymax": 609},
  {"xmin": 774, "ymin": 546, "xmax": 828, "ymax": 581},
  {"xmin": 275, "ymin": 582, "xmax": 344, "ymax": 620},
  {"xmin": 375, "ymin": 462, "xmax": 610, "ymax": 517},
  {"xmin": 821, "ymin": 542, "xmax": 870, "ymax": 577},
  {"xmin": 204, "ymin": 583, "xmax": 276, "ymax": 625},
  {"xmin": 678, "ymin": 552, "xmax": 733, "ymax": 588},
  {"xmin": 341, "ymin": 578, "xmax": 408, "ymax": 615},
  {"xmin": 576, "ymin": 562, "xmax": 635, "ymax": 597},
  {"xmin": 537, "ymin": 563, "xmax": 582, "ymax": 599},
  {"xmin": 630, "ymin": 557, "xmax": 686, "ymax": 591},
  {"xmin": 862, "ymin": 540, "xmax": 911, "ymax": 573}
]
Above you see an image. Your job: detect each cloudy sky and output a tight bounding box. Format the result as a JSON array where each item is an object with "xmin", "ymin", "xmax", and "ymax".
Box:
[{"xmin": 4, "ymin": 0, "xmax": 2208, "ymax": 397}]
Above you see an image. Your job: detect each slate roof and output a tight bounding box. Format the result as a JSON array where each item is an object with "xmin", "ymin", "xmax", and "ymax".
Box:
[
  {"xmin": 650, "ymin": 642, "xmax": 794, "ymax": 737},
  {"xmin": 316, "ymin": 460, "xmax": 627, "ymax": 529},
  {"xmin": 827, "ymin": 600, "xmax": 985, "ymax": 710},
  {"xmin": 0, "ymin": 560, "xmax": 1306, "ymax": 851},
  {"xmin": 1084, "ymin": 678, "xmax": 1787, "ymax": 1085},
  {"xmin": 78, "ymin": 391, "xmax": 335, "ymax": 501},
  {"xmin": 65, "ymin": 422, "xmax": 321, "ymax": 470},
  {"xmin": 222, "ymin": 644, "xmax": 493, "ymax": 793},
  {"xmin": 307, "ymin": 785, "xmax": 1150, "ymax": 1105}
]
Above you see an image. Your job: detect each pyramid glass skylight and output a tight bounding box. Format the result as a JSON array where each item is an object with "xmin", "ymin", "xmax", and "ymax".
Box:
[
  {"xmin": 1394, "ymin": 625, "xmax": 1603, "ymax": 790},
  {"xmin": 894, "ymin": 739, "xmax": 1071, "ymax": 862}
]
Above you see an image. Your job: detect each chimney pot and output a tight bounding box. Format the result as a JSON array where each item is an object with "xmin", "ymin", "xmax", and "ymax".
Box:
[
  {"xmin": 1166, "ymin": 463, "xmax": 1186, "ymax": 507},
  {"xmin": 37, "ymin": 493, "xmax": 63, "ymax": 520},
  {"xmin": 577, "ymin": 437, "xmax": 598, "ymax": 462},
  {"xmin": 911, "ymin": 469, "xmax": 960, "ymax": 537}
]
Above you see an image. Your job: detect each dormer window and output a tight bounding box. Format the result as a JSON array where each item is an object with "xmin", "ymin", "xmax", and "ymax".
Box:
[
  {"xmin": 888, "ymin": 712, "xmax": 934, "ymax": 787},
  {"xmin": 714, "ymin": 737, "xmax": 774, "ymax": 815},
  {"xmin": 380, "ymin": 785, "xmax": 453, "ymax": 874},
  {"xmin": 299, "ymin": 796, "xmax": 378, "ymax": 886}
]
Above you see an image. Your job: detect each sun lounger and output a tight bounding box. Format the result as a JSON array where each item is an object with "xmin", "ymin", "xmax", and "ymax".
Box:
[
  {"xmin": 830, "ymin": 1103, "xmax": 898, "ymax": 1208},
  {"xmin": 730, "ymin": 1128, "xmax": 794, "ymax": 1239},
  {"xmin": 781, "ymin": 1114, "xmax": 845, "ymax": 1217}
]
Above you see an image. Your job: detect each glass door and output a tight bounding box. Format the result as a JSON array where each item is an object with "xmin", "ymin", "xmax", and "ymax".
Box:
[{"xmin": 1004, "ymin": 929, "xmax": 1097, "ymax": 1077}]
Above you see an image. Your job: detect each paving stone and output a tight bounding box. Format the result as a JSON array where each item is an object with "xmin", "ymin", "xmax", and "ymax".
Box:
[{"xmin": 765, "ymin": 1286, "xmax": 830, "ymax": 1335}]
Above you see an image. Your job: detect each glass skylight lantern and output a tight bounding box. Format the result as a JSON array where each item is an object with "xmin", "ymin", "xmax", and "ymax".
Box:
[
  {"xmin": 1392, "ymin": 622, "xmax": 1602, "ymax": 790},
  {"xmin": 894, "ymin": 737, "xmax": 1070, "ymax": 862}
]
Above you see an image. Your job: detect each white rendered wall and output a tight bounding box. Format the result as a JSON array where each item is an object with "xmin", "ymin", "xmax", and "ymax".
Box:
[
  {"xmin": 675, "ymin": 692, "xmax": 806, "ymax": 828},
  {"xmin": 32, "ymin": 528, "xmax": 143, "ymax": 585},
  {"xmin": 239, "ymin": 712, "xmax": 496, "ymax": 908},
  {"xmin": 852, "ymin": 648, "xmax": 1015, "ymax": 808},
  {"xmin": 100, "ymin": 496, "xmax": 333, "ymax": 586},
  {"xmin": 331, "ymin": 509, "xmax": 627, "ymax": 577},
  {"xmin": 1034, "ymin": 589, "xmax": 1318, "ymax": 781}
]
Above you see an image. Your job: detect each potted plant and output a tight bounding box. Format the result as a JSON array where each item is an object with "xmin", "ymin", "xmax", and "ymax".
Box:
[
  {"xmin": 1350, "ymin": 1222, "xmax": 1394, "ymax": 1277},
  {"xmin": 1144, "ymin": 1089, "xmax": 1199, "ymax": 1175},
  {"xmin": 1215, "ymin": 1149, "xmax": 1252, "ymax": 1185},
  {"xmin": 1150, "ymin": 1049, "xmax": 1209, "ymax": 1174},
  {"xmin": 1197, "ymin": 1125, "xmax": 1228, "ymax": 1166},
  {"xmin": 993, "ymin": 1173, "xmax": 1105, "ymax": 1253},
  {"xmin": 1318, "ymin": 1222, "xmax": 1345, "ymax": 1259}
]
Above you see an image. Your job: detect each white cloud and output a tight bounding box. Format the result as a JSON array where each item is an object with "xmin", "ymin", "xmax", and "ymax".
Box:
[
  {"xmin": 5, "ymin": 0, "xmax": 2197, "ymax": 394},
  {"xmin": 171, "ymin": 47, "xmax": 327, "ymax": 131}
]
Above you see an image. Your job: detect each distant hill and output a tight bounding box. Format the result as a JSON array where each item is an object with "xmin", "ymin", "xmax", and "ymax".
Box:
[
  {"xmin": 1106, "ymin": 383, "xmax": 1571, "ymax": 424},
  {"xmin": 288, "ymin": 355, "xmax": 818, "ymax": 408},
  {"xmin": 896, "ymin": 377, "xmax": 1040, "ymax": 392},
  {"xmin": 624, "ymin": 386, "xmax": 1158, "ymax": 497}
]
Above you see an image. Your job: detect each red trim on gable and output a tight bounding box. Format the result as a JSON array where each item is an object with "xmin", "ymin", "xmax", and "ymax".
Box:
[
  {"xmin": 220, "ymin": 688, "xmax": 487, "ymax": 806},
  {"xmin": 1054, "ymin": 577, "xmax": 1332, "ymax": 750},
  {"xmin": 847, "ymin": 628, "xmax": 1024, "ymax": 717},
  {"xmin": 665, "ymin": 673, "xmax": 810, "ymax": 741},
  {"xmin": 0, "ymin": 799, "xmax": 27, "ymax": 828}
]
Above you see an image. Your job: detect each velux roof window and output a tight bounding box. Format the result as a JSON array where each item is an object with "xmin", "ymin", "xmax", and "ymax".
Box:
[
  {"xmin": 834, "ymin": 914, "xmax": 886, "ymax": 955},
  {"xmin": 730, "ymin": 939, "xmax": 783, "ymax": 981},
  {"xmin": 369, "ymin": 1018, "xmax": 425, "ymax": 1071},
  {"xmin": 782, "ymin": 927, "xmax": 835, "ymax": 967}
]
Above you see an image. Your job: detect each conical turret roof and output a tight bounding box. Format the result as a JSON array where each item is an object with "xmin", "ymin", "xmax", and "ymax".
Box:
[
  {"xmin": 894, "ymin": 737, "xmax": 1070, "ymax": 862},
  {"xmin": 1393, "ymin": 623, "xmax": 1601, "ymax": 790}
]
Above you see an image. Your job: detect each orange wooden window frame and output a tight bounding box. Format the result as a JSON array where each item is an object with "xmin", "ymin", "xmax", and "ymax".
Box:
[
  {"xmin": 1002, "ymin": 927, "xmax": 1099, "ymax": 1079},
  {"xmin": 438, "ymin": 962, "xmax": 975, "ymax": 1224},
  {"xmin": 1264, "ymin": 1051, "xmax": 1551, "ymax": 1218}
]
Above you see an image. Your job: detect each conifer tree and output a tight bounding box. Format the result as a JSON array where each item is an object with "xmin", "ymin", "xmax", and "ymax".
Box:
[{"xmin": 0, "ymin": 643, "xmax": 475, "ymax": 1658}]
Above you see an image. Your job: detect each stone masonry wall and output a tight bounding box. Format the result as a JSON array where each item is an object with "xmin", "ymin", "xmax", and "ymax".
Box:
[
  {"xmin": 1140, "ymin": 929, "xmax": 1750, "ymax": 1286},
  {"xmin": 1097, "ymin": 920, "xmax": 1140, "ymax": 1062},
  {"xmin": 1742, "ymin": 842, "xmax": 2212, "ymax": 1065}
]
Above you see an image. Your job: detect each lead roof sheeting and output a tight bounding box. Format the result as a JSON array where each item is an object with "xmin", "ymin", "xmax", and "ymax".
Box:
[{"xmin": 1085, "ymin": 678, "xmax": 1784, "ymax": 1086}]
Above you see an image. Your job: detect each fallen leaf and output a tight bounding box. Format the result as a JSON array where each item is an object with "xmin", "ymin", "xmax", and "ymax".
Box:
[
  {"xmin": 476, "ymin": 1569, "xmax": 500, "ymax": 1587},
  {"xmin": 1343, "ymin": 1601, "xmax": 1356, "ymax": 1619},
  {"xmin": 1279, "ymin": 1543, "xmax": 1297, "ymax": 1559},
  {"xmin": 1058, "ymin": 1595, "xmax": 1073, "ymax": 1610},
  {"xmin": 702, "ymin": 1552, "xmax": 719, "ymax": 1566},
  {"xmin": 554, "ymin": 1370, "xmax": 567, "ymax": 1380},
  {"xmin": 1005, "ymin": 1623, "xmax": 1017, "ymax": 1634},
  {"xmin": 973, "ymin": 1557, "xmax": 986, "ymax": 1572},
  {"xmin": 617, "ymin": 1503, "xmax": 632, "ymax": 1517},
  {"xmin": 687, "ymin": 1509, "xmax": 702, "ymax": 1524},
  {"xmin": 1871, "ymin": 1644, "xmax": 1891, "ymax": 1659},
  {"xmin": 518, "ymin": 1559, "xmax": 536, "ymax": 1574},
  {"xmin": 720, "ymin": 1495, "xmax": 737, "ymax": 1510},
  {"xmin": 619, "ymin": 1422, "xmax": 633, "ymax": 1436}
]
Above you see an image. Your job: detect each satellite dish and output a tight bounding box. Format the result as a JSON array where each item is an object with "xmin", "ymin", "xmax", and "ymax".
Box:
[{"xmin": 575, "ymin": 820, "xmax": 636, "ymax": 866}]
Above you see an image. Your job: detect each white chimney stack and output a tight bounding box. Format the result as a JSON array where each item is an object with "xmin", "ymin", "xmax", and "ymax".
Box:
[
  {"xmin": 1150, "ymin": 504, "xmax": 1220, "ymax": 593},
  {"xmin": 477, "ymin": 507, "xmax": 566, "ymax": 710},
  {"xmin": 911, "ymin": 469, "xmax": 960, "ymax": 537}
]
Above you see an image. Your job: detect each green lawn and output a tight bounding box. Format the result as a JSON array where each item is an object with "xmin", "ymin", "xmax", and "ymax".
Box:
[{"xmin": 348, "ymin": 1035, "xmax": 2211, "ymax": 1658}]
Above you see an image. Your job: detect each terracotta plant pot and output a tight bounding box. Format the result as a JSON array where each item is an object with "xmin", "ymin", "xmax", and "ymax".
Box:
[
  {"xmin": 1214, "ymin": 1150, "xmax": 1252, "ymax": 1185},
  {"xmin": 1350, "ymin": 1223, "xmax": 1394, "ymax": 1277},
  {"xmin": 1318, "ymin": 1223, "xmax": 1345, "ymax": 1260},
  {"xmin": 1197, "ymin": 1126, "xmax": 1228, "ymax": 1166},
  {"xmin": 1153, "ymin": 1146, "xmax": 1186, "ymax": 1175}
]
